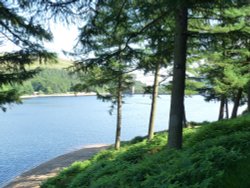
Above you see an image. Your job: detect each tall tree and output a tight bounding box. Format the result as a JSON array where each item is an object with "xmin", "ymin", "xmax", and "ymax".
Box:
[
  {"xmin": 167, "ymin": 0, "xmax": 250, "ymax": 147},
  {"xmin": 167, "ymin": 2, "xmax": 188, "ymax": 149},
  {"xmin": 192, "ymin": 4, "xmax": 250, "ymax": 119},
  {"xmin": 248, "ymin": 83, "xmax": 250, "ymax": 113},
  {"xmin": 72, "ymin": 0, "xmax": 137, "ymax": 150},
  {"xmin": 148, "ymin": 61, "xmax": 160, "ymax": 140},
  {"xmin": 39, "ymin": 0, "xmax": 249, "ymax": 149},
  {"xmin": 138, "ymin": 26, "xmax": 174, "ymax": 140},
  {"xmin": 73, "ymin": 64, "xmax": 134, "ymax": 150}
]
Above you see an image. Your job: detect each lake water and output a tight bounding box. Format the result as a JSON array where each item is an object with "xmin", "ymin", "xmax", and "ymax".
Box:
[{"xmin": 0, "ymin": 95, "xmax": 246, "ymax": 187}]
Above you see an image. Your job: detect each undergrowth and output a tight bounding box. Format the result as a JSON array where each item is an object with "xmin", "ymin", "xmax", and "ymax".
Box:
[{"xmin": 42, "ymin": 114, "xmax": 250, "ymax": 188}]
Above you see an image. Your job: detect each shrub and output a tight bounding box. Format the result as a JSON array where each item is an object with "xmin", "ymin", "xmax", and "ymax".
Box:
[{"xmin": 42, "ymin": 115, "xmax": 250, "ymax": 188}]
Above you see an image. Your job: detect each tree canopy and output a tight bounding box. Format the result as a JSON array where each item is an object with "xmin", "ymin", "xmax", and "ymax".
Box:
[
  {"xmin": 1, "ymin": 0, "xmax": 249, "ymax": 149},
  {"xmin": 64, "ymin": 0, "xmax": 250, "ymax": 149}
]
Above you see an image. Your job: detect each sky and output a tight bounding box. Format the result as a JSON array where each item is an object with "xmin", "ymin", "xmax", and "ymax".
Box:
[
  {"xmin": 0, "ymin": 22, "xmax": 159, "ymax": 85},
  {"xmin": 44, "ymin": 23, "xmax": 78, "ymax": 59},
  {"xmin": 0, "ymin": 22, "xmax": 78, "ymax": 59},
  {"xmin": 45, "ymin": 23, "xmax": 159, "ymax": 85}
]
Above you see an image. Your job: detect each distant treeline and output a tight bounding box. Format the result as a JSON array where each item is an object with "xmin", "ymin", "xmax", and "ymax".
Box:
[
  {"xmin": 17, "ymin": 68, "xmax": 153, "ymax": 95},
  {"xmin": 16, "ymin": 69, "xmax": 80, "ymax": 95}
]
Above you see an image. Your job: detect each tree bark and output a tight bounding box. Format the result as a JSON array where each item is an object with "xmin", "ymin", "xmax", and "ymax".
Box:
[
  {"xmin": 231, "ymin": 88, "xmax": 243, "ymax": 119},
  {"xmin": 167, "ymin": 4, "xmax": 188, "ymax": 149},
  {"xmin": 218, "ymin": 95, "xmax": 225, "ymax": 120},
  {"xmin": 148, "ymin": 62, "xmax": 160, "ymax": 140},
  {"xmin": 225, "ymin": 98, "xmax": 229, "ymax": 119},
  {"xmin": 183, "ymin": 103, "xmax": 189, "ymax": 128},
  {"xmin": 115, "ymin": 77, "xmax": 122, "ymax": 150},
  {"xmin": 248, "ymin": 84, "xmax": 250, "ymax": 112}
]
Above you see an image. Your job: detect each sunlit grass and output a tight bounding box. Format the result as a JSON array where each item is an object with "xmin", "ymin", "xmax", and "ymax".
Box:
[{"xmin": 28, "ymin": 58, "xmax": 73, "ymax": 70}]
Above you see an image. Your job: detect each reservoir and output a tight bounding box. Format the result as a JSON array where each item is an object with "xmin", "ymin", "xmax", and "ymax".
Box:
[{"xmin": 0, "ymin": 95, "xmax": 245, "ymax": 187}]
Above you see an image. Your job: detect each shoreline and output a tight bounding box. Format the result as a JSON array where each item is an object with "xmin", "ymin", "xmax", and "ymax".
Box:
[
  {"xmin": 20, "ymin": 92, "xmax": 96, "ymax": 99},
  {"xmin": 3, "ymin": 144, "xmax": 109, "ymax": 188},
  {"xmin": 20, "ymin": 93, "xmax": 173, "ymax": 100}
]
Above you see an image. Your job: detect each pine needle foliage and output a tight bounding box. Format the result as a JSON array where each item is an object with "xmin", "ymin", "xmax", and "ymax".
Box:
[{"xmin": 0, "ymin": 0, "xmax": 56, "ymax": 110}]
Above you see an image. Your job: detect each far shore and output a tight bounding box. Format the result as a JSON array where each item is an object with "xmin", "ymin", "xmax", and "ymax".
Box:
[
  {"xmin": 3, "ymin": 144, "xmax": 109, "ymax": 188},
  {"xmin": 20, "ymin": 92, "xmax": 96, "ymax": 99}
]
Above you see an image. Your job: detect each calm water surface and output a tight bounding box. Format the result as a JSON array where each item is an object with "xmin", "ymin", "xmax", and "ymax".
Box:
[{"xmin": 0, "ymin": 95, "xmax": 245, "ymax": 187}]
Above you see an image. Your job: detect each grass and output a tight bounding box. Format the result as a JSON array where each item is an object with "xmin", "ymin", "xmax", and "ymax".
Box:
[
  {"xmin": 41, "ymin": 114, "xmax": 250, "ymax": 188},
  {"xmin": 29, "ymin": 58, "xmax": 73, "ymax": 70}
]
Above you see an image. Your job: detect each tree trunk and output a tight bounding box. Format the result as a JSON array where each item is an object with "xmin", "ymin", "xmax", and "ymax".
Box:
[
  {"xmin": 183, "ymin": 103, "xmax": 188, "ymax": 128},
  {"xmin": 115, "ymin": 77, "xmax": 122, "ymax": 150},
  {"xmin": 225, "ymin": 98, "xmax": 229, "ymax": 119},
  {"xmin": 218, "ymin": 95, "xmax": 225, "ymax": 120},
  {"xmin": 148, "ymin": 62, "xmax": 160, "ymax": 140},
  {"xmin": 231, "ymin": 88, "xmax": 243, "ymax": 119},
  {"xmin": 167, "ymin": 4, "xmax": 188, "ymax": 149},
  {"xmin": 248, "ymin": 84, "xmax": 250, "ymax": 112}
]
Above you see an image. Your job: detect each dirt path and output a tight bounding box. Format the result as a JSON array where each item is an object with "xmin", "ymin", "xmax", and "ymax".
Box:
[{"xmin": 3, "ymin": 144, "xmax": 109, "ymax": 188}]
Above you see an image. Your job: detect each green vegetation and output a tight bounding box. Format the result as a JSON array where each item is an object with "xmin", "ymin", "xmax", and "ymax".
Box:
[
  {"xmin": 133, "ymin": 81, "xmax": 146, "ymax": 94},
  {"xmin": 42, "ymin": 114, "xmax": 250, "ymax": 188},
  {"xmin": 63, "ymin": 1, "xmax": 249, "ymax": 148},
  {"xmin": 14, "ymin": 59, "xmax": 76, "ymax": 95},
  {"xmin": 0, "ymin": 0, "xmax": 55, "ymax": 110},
  {"xmin": 1, "ymin": 1, "xmax": 249, "ymax": 185},
  {"xmin": 0, "ymin": 2, "xmax": 249, "ymax": 187},
  {"xmin": 17, "ymin": 68, "xmax": 79, "ymax": 95},
  {"xmin": 17, "ymin": 61, "xmax": 146, "ymax": 96},
  {"xmin": 1, "ymin": 1, "xmax": 249, "ymax": 148},
  {"xmin": 29, "ymin": 59, "xmax": 73, "ymax": 70}
]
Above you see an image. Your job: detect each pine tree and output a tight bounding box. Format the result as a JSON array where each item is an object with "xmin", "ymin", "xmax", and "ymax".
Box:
[
  {"xmin": 167, "ymin": 0, "xmax": 249, "ymax": 148},
  {"xmin": 38, "ymin": 0, "xmax": 250, "ymax": 149},
  {"xmin": 72, "ymin": 0, "xmax": 137, "ymax": 150},
  {"xmin": 167, "ymin": 1, "xmax": 188, "ymax": 149},
  {"xmin": 191, "ymin": 4, "xmax": 250, "ymax": 119},
  {"xmin": 0, "ymin": 1, "xmax": 56, "ymax": 111},
  {"xmin": 72, "ymin": 63, "xmax": 134, "ymax": 150},
  {"xmin": 138, "ymin": 24, "xmax": 174, "ymax": 140}
]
